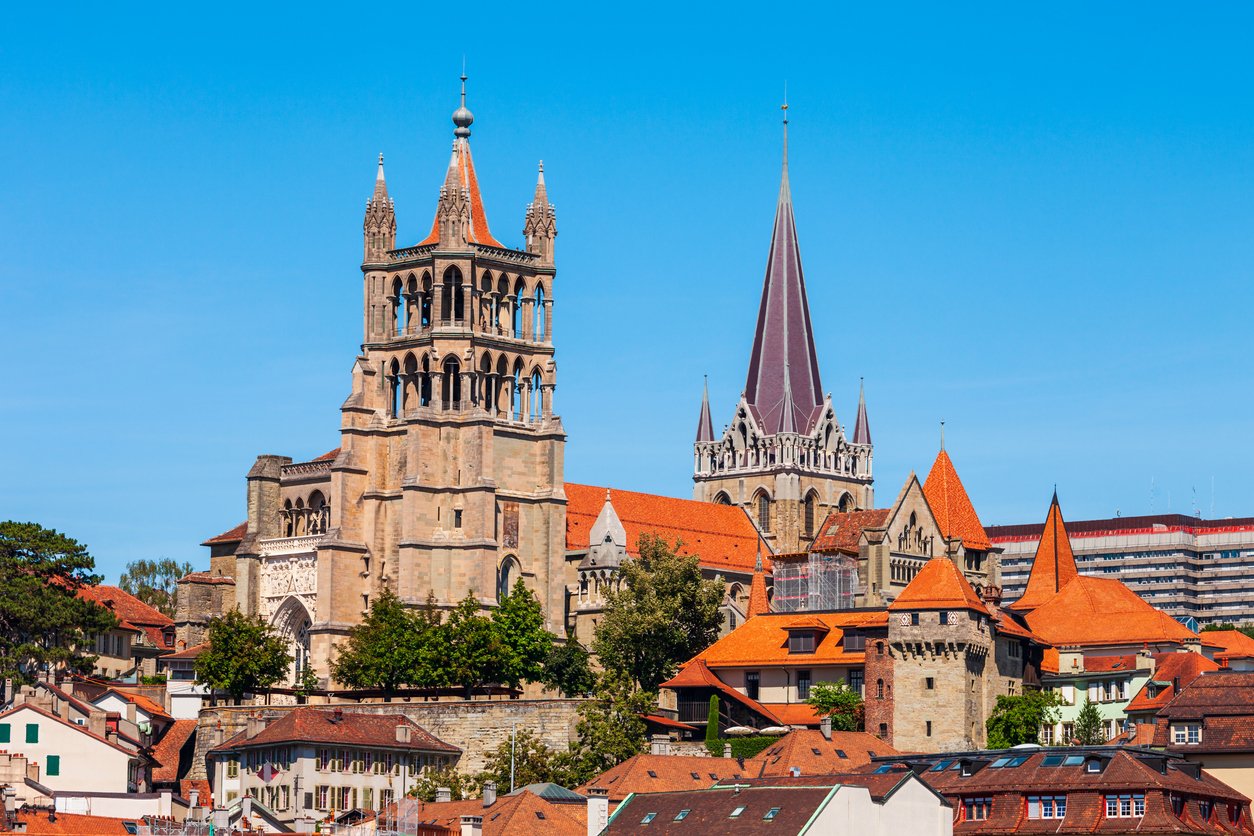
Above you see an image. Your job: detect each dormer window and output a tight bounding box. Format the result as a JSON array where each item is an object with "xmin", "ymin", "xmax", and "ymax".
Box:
[
  {"xmin": 843, "ymin": 632, "xmax": 866, "ymax": 652},
  {"xmin": 789, "ymin": 631, "xmax": 816, "ymax": 653}
]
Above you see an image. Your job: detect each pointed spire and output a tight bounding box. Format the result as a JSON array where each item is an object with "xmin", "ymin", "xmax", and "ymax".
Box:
[
  {"xmin": 363, "ymin": 152, "xmax": 396, "ymax": 263},
  {"xmin": 696, "ymin": 376, "xmax": 715, "ymax": 443},
  {"xmin": 852, "ymin": 378, "xmax": 871, "ymax": 446},
  {"xmin": 742, "ymin": 101, "xmax": 824, "ymax": 437},
  {"xmin": 524, "ymin": 160, "xmax": 557, "ymax": 263},
  {"xmin": 746, "ymin": 551, "xmax": 770, "ymax": 618},
  {"xmin": 588, "ymin": 488, "xmax": 628, "ymax": 549},
  {"xmin": 1010, "ymin": 491, "xmax": 1079, "ymax": 612},
  {"xmin": 922, "ymin": 448, "xmax": 991, "ymax": 552}
]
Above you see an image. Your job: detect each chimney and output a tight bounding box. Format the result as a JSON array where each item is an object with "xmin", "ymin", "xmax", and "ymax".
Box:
[
  {"xmin": 246, "ymin": 715, "xmax": 266, "ymax": 739},
  {"xmin": 125, "ymin": 701, "xmax": 137, "ymax": 725},
  {"xmin": 790, "ymin": 766, "xmax": 801, "ymax": 777},
  {"xmin": 459, "ymin": 815, "xmax": 483, "ymax": 836},
  {"xmin": 722, "ymin": 743, "xmax": 732, "ymax": 759},
  {"xmin": 650, "ymin": 735, "xmax": 670, "ymax": 756},
  {"xmin": 820, "ymin": 716, "xmax": 832, "ymax": 741},
  {"xmin": 332, "ymin": 707, "xmax": 344, "ymax": 724},
  {"xmin": 241, "ymin": 796, "xmax": 252, "ymax": 822},
  {"xmin": 188, "ymin": 788, "xmax": 200, "ymax": 808},
  {"xmin": 436, "ymin": 787, "xmax": 452, "ymax": 803},
  {"xmin": 482, "ymin": 781, "xmax": 496, "ymax": 808},
  {"xmin": 586, "ymin": 787, "xmax": 609, "ymax": 836},
  {"xmin": 396, "ymin": 724, "xmax": 412, "ymax": 744}
]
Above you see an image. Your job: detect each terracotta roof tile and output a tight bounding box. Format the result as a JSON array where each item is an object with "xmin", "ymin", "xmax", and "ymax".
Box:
[
  {"xmin": 97, "ymin": 687, "xmax": 172, "ymax": 720},
  {"xmin": 404, "ymin": 789, "xmax": 585, "ymax": 836},
  {"xmin": 606, "ymin": 785, "xmax": 836, "ymax": 834},
  {"xmin": 565, "ymin": 483, "xmax": 763, "ymax": 573},
  {"xmin": 747, "ymin": 729, "xmax": 900, "ymax": 776},
  {"xmin": 77, "ymin": 585, "xmax": 173, "ymax": 628},
  {"xmin": 1023, "ymin": 576, "xmax": 1201, "ymax": 648},
  {"xmin": 577, "ymin": 753, "xmax": 741, "ymax": 802},
  {"xmin": 1009, "ymin": 494, "xmax": 1079, "ymax": 612},
  {"xmin": 922, "ymin": 450, "xmax": 992, "ymax": 551},
  {"xmin": 668, "ymin": 610, "xmax": 886, "ymax": 670},
  {"xmin": 811, "ymin": 509, "xmax": 890, "ymax": 554},
  {"xmin": 180, "ymin": 778, "xmax": 211, "ymax": 808},
  {"xmin": 659, "ymin": 659, "xmax": 784, "ymax": 725},
  {"xmin": 313, "ymin": 447, "xmax": 340, "ymax": 461},
  {"xmin": 746, "ymin": 558, "xmax": 769, "ymax": 618},
  {"xmin": 1083, "ymin": 654, "xmax": 1140, "ymax": 673},
  {"xmin": 888, "ymin": 557, "xmax": 990, "ymax": 614},
  {"xmin": 164, "ymin": 641, "xmax": 210, "ymax": 660},
  {"xmin": 177, "ymin": 572, "xmax": 235, "ymax": 586},
  {"xmin": 151, "ymin": 718, "xmax": 197, "ymax": 783},
  {"xmin": 209, "ymin": 708, "xmax": 459, "ymax": 754},
  {"xmin": 10, "ymin": 811, "xmax": 138, "ymax": 834},
  {"xmin": 417, "ymin": 138, "xmax": 505, "ymax": 249},
  {"xmin": 1207, "ymin": 630, "xmax": 1254, "ymax": 662},
  {"xmin": 201, "ymin": 522, "xmax": 247, "ymax": 546}
]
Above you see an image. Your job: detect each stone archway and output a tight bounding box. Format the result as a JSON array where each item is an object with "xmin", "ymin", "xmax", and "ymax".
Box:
[{"xmin": 271, "ymin": 596, "xmax": 313, "ymax": 683}]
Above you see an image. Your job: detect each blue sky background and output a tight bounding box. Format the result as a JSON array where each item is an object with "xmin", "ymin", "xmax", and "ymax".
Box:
[{"xmin": 3, "ymin": 3, "xmax": 1253, "ymax": 582}]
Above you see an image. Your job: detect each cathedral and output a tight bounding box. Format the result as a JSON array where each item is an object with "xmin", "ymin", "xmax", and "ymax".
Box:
[{"xmin": 188, "ymin": 83, "xmax": 884, "ymax": 683}]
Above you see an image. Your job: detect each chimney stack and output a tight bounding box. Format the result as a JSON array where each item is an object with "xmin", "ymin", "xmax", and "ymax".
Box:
[
  {"xmin": 482, "ymin": 781, "xmax": 496, "ymax": 808},
  {"xmin": 650, "ymin": 735, "xmax": 670, "ymax": 756},
  {"xmin": 459, "ymin": 815, "xmax": 483, "ymax": 836},
  {"xmin": 722, "ymin": 743, "xmax": 732, "ymax": 759},
  {"xmin": 586, "ymin": 787, "xmax": 609, "ymax": 836},
  {"xmin": 396, "ymin": 724, "xmax": 412, "ymax": 744},
  {"xmin": 332, "ymin": 707, "xmax": 344, "ymax": 724},
  {"xmin": 436, "ymin": 787, "xmax": 452, "ymax": 803},
  {"xmin": 820, "ymin": 716, "xmax": 832, "ymax": 741},
  {"xmin": 246, "ymin": 715, "xmax": 266, "ymax": 739}
]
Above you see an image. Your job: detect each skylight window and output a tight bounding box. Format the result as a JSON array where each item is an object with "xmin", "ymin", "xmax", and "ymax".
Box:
[
  {"xmin": 730, "ymin": 806, "xmax": 746, "ymax": 818},
  {"xmin": 874, "ymin": 764, "xmax": 896, "ymax": 773},
  {"xmin": 835, "ymin": 749, "xmax": 847, "ymax": 758},
  {"xmin": 1041, "ymin": 755, "xmax": 1065, "ymax": 767},
  {"xmin": 691, "ymin": 772, "xmax": 700, "ymax": 780},
  {"xmin": 647, "ymin": 770, "xmax": 658, "ymax": 778},
  {"xmin": 764, "ymin": 807, "xmax": 781, "ymax": 820},
  {"xmin": 641, "ymin": 812, "xmax": 656, "ymax": 824},
  {"xmin": 674, "ymin": 810, "xmax": 690, "ymax": 821},
  {"xmin": 931, "ymin": 760, "xmax": 954, "ymax": 772},
  {"xmin": 990, "ymin": 757, "xmax": 1012, "ymax": 768},
  {"xmin": 1063, "ymin": 755, "xmax": 1085, "ymax": 766},
  {"xmin": 1005, "ymin": 756, "xmax": 1029, "ymax": 768},
  {"xmin": 811, "ymin": 748, "xmax": 822, "ymax": 756}
]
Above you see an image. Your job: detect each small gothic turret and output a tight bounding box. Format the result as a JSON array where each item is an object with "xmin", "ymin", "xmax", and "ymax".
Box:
[
  {"xmin": 695, "ymin": 376, "xmax": 714, "ymax": 443},
  {"xmin": 524, "ymin": 161, "xmax": 557, "ymax": 264},
  {"xmin": 436, "ymin": 142, "xmax": 472, "ymax": 246},
  {"xmin": 852, "ymin": 379, "xmax": 871, "ymax": 446},
  {"xmin": 363, "ymin": 153, "xmax": 396, "ymax": 263}
]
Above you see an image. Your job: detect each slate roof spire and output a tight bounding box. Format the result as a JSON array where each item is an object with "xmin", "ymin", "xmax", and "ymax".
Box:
[
  {"xmin": 852, "ymin": 378, "xmax": 871, "ymax": 446},
  {"xmin": 742, "ymin": 100, "xmax": 824, "ymax": 437},
  {"xmin": 695, "ymin": 376, "xmax": 715, "ymax": 443}
]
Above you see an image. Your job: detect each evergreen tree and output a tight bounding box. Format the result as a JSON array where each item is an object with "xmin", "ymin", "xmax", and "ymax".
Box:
[
  {"xmin": 0, "ymin": 522, "xmax": 116, "ymax": 686},
  {"xmin": 1073, "ymin": 696, "xmax": 1106, "ymax": 745},
  {"xmin": 705, "ymin": 695, "xmax": 721, "ymax": 747},
  {"xmin": 331, "ymin": 588, "xmax": 430, "ymax": 694},
  {"xmin": 592, "ymin": 534, "xmax": 725, "ymax": 692},
  {"xmin": 118, "ymin": 558, "xmax": 196, "ymax": 617},
  {"xmin": 985, "ymin": 690, "xmax": 1063, "ymax": 749},
  {"xmin": 194, "ymin": 609, "xmax": 292, "ymax": 703}
]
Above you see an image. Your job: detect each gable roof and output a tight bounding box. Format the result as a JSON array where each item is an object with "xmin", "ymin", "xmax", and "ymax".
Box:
[
  {"xmin": 565, "ymin": 483, "xmax": 763, "ymax": 574},
  {"xmin": 201, "ymin": 522, "xmax": 247, "ymax": 546},
  {"xmin": 922, "ymin": 450, "xmax": 991, "ymax": 552},
  {"xmin": 416, "ymin": 136, "xmax": 504, "ymax": 249},
  {"xmin": 95, "ymin": 688, "xmax": 172, "ymax": 721},
  {"xmin": 660, "ymin": 659, "xmax": 784, "ymax": 726},
  {"xmin": 0, "ymin": 703, "xmax": 137, "ymax": 757},
  {"xmin": 1125, "ymin": 652, "xmax": 1219, "ymax": 715},
  {"xmin": 403, "ymin": 788, "xmax": 585, "ymax": 836},
  {"xmin": 1023, "ymin": 576, "xmax": 1200, "ymax": 648},
  {"xmin": 77, "ymin": 585, "xmax": 172, "ymax": 629},
  {"xmin": 209, "ymin": 708, "xmax": 459, "ymax": 754},
  {"xmin": 1206, "ymin": 630, "xmax": 1254, "ymax": 662},
  {"xmin": 1009, "ymin": 493, "xmax": 1079, "ymax": 612},
  {"xmin": 151, "ymin": 718, "xmax": 198, "ymax": 783},
  {"xmin": 607, "ymin": 785, "xmax": 836, "ymax": 834},
  {"xmin": 888, "ymin": 557, "xmax": 989, "ymax": 614},
  {"xmin": 810, "ymin": 509, "xmax": 890, "ymax": 555},
  {"xmin": 747, "ymin": 729, "xmax": 899, "ymax": 776},
  {"xmin": 578, "ymin": 753, "xmax": 745, "ymax": 802}
]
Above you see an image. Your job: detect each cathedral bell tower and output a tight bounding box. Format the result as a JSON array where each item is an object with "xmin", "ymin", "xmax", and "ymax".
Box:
[
  {"xmin": 693, "ymin": 105, "xmax": 873, "ymax": 554},
  {"xmin": 322, "ymin": 75, "xmax": 568, "ymax": 657}
]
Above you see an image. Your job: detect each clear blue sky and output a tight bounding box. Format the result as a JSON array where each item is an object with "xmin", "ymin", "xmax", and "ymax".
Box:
[{"xmin": 3, "ymin": 4, "xmax": 1253, "ymax": 583}]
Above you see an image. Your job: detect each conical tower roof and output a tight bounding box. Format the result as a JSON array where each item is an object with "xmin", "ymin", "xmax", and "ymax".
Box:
[
  {"xmin": 922, "ymin": 449, "xmax": 991, "ymax": 552},
  {"xmin": 888, "ymin": 557, "xmax": 989, "ymax": 614},
  {"xmin": 746, "ymin": 553, "xmax": 770, "ymax": 618},
  {"xmin": 743, "ymin": 106, "xmax": 823, "ymax": 437},
  {"xmin": 1009, "ymin": 491, "xmax": 1079, "ymax": 612}
]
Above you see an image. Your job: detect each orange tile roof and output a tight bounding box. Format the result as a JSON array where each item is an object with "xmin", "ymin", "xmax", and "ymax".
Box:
[
  {"xmin": 151, "ymin": 718, "xmax": 197, "ymax": 783},
  {"xmin": 164, "ymin": 641, "xmax": 210, "ymax": 660},
  {"xmin": 77, "ymin": 585, "xmax": 172, "ymax": 628},
  {"xmin": 887, "ymin": 557, "xmax": 989, "ymax": 614},
  {"xmin": 1023, "ymin": 575, "xmax": 1201, "ymax": 648},
  {"xmin": 1009, "ymin": 493, "xmax": 1079, "ymax": 612},
  {"xmin": 578, "ymin": 753, "xmax": 744, "ymax": 802},
  {"xmin": 417, "ymin": 138, "xmax": 505, "ymax": 249},
  {"xmin": 1125, "ymin": 651, "xmax": 1219, "ymax": 714},
  {"xmin": 565, "ymin": 483, "xmax": 763, "ymax": 573},
  {"xmin": 810, "ymin": 509, "xmax": 890, "ymax": 554},
  {"xmin": 211, "ymin": 708, "xmax": 459, "ymax": 754},
  {"xmin": 988, "ymin": 607, "xmax": 1041, "ymax": 642},
  {"xmin": 758, "ymin": 702, "xmax": 821, "ymax": 725},
  {"xmin": 922, "ymin": 450, "xmax": 992, "ymax": 551},
  {"xmin": 660, "ymin": 659, "xmax": 783, "ymax": 725},
  {"xmin": 1041, "ymin": 647, "xmax": 1061, "ymax": 674},
  {"xmin": 201, "ymin": 522, "xmax": 247, "ymax": 545},
  {"xmin": 98, "ymin": 687, "xmax": 172, "ymax": 720},
  {"xmin": 11, "ymin": 811, "xmax": 138, "ymax": 835},
  {"xmin": 747, "ymin": 729, "xmax": 899, "ymax": 776},
  {"xmin": 746, "ymin": 559, "xmax": 769, "ymax": 618},
  {"xmin": 313, "ymin": 447, "xmax": 340, "ymax": 461},
  {"xmin": 668, "ymin": 610, "xmax": 886, "ymax": 671},
  {"xmin": 408, "ymin": 789, "xmax": 585, "ymax": 836},
  {"xmin": 1207, "ymin": 630, "xmax": 1254, "ymax": 661}
]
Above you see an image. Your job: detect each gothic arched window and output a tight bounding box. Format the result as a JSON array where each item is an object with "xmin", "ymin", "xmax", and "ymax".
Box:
[
  {"xmin": 803, "ymin": 493, "xmax": 817, "ymax": 538},
  {"xmin": 534, "ymin": 286, "xmax": 546, "ymax": 341},
  {"xmin": 442, "ymin": 267, "xmax": 464, "ymax": 322},
  {"xmin": 443, "ymin": 358, "xmax": 461, "ymax": 410},
  {"xmin": 498, "ymin": 556, "xmax": 519, "ymax": 602},
  {"xmin": 392, "ymin": 277, "xmax": 405, "ymax": 335},
  {"xmin": 756, "ymin": 492, "xmax": 771, "ymax": 533}
]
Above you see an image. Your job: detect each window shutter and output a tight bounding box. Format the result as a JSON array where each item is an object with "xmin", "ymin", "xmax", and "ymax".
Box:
[
  {"xmin": 0, "ymin": 724, "xmax": 9, "ymax": 744},
  {"xmin": 46, "ymin": 756, "xmax": 60, "ymax": 777},
  {"xmin": 25, "ymin": 724, "xmax": 38, "ymax": 744}
]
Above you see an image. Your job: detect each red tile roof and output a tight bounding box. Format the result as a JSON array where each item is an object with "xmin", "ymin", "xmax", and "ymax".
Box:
[
  {"xmin": 177, "ymin": 572, "xmax": 235, "ymax": 586},
  {"xmin": 922, "ymin": 450, "xmax": 992, "ymax": 551},
  {"xmin": 888, "ymin": 557, "xmax": 990, "ymax": 614},
  {"xmin": 747, "ymin": 729, "xmax": 898, "ymax": 776},
  {"xmin": 565, "ymin": 483, "xmax": 763, "ymax": 573},
  {"xmin": 660, "ymin": 659, "xmax": 784, "ymax": 725},
  {"xmin": 97, "ymin": 687, "xmax": 172, "ymax": 720},
  {"xmin": 417, "ymin": 138, "xmax": 505, "ymax": 249},
  {"xmin": 810, "ymin": 509, "xmax": 890, "ymax": 554},
  {"xmin": 671, "ymin": 610, "xmax": 886, "ymax": 669},
  {"xmin": 746, "ymin": 559, "xmax": 769, "ymax": 618},
  {"xmin": 180, "ymin": 778, "xmax": 211, "ymax": 808},
  {"xmin": 201, "ymin": 522, "xmax": 247, "ymax": 546},
  {"xmin": 164, "ymin": 641, "xmax": 210, "ymax": 660},
  {"xmin": 1126, "ymin": 652, "xmax": 1219, "ymax": 714},
  {"xmin": 209, "ymin": 708, "xmax": 459, "ymax": 754},
  {"xmin": 1083, "ymin": 654, "xmax": 1139, "ymax": 673},
  {"xmin": 1207, "ymin": 630, "xmax": 1254, "ymax": 662},
  {"xmin": 10, "ymin": 811, "xmax": 138, "ymax": 835},
  {"xmin": 1009, "ymin": 493, "xmax": 1079, "ymax": 612},
  {"xmin": 77, "ymin": 585, "xmax": 172, "ymax": 629},
  {"xmin": 1024, "ymin": 576, "xmax": 1201, "ymax": 648},
  {"xmin": 313, "ymin": 448, "xmax": 340, "ymax": 462},
  {"xmin": 151, "ymin": 718, "xmax": 197, "ymax": 783},
  {"xmin": 406, "ymin": 789, "xmax": 585, "ymax": 836},
  {"xmin": 578, "ymin": 753, "xmax": 744, "ymax": 802}
]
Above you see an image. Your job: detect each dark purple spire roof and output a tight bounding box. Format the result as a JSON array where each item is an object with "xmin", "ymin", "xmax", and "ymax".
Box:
[
  {"xmin": 852, "ymin": 379, "xmax": 871, "ymax": 445},
  {"xmin": 743, "ymin": 115, "xmax": 824, "ymax": 437},
  {"xmin": 696, "ymin": 377, "xmax": 715, "ymax": 443}
]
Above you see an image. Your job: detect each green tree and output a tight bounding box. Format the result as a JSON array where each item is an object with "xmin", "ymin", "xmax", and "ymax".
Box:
[
  {"xmin": 408, "ymin": 766, "xmax": 483, "ymax": 801},
  {"xmin": 118, "ymin": 558, "xmax": 196, "ymax": 617},
  {"xmin": 592, "ymin": 534, "xmax": 725, "ymax": 692},
  {"xmin": 479, "ymin": 728, "xmax": 579, "ymax": 790},
  {"xmin": 0, "ymin": 522, "xmax": 116, "ymax": 686},
  {"xmin": 566, "ymin": 670, "xmax": 655, "ymax": 783},
  {"xmin": 491, "ymin": 580, "xmax": 555, "ymax": 690},
  {"xmin": 806, "ymin": 682, "xmax": 864, "ymax": 731},
  {"xmin": 1073, "ymin": 697, "xmax": 1105, "ymax": 745},
  {"xmin": 1202, "ymin": 622, "xmax": 1254, "ymax": 639},
  {"xmin": 194, "ymin": 609, "xmax": 292, "ymax": 703},
  {"xmin": 541, "ymin": 637, "xmax": 595, "ymax": 697},
  {"xmin": 332, "ymin": 588, "xmax": 430, "ymax": 694},
  {"xmin": 985, "ymin": 689, "xmax": 1063, "ymax": 749},
  {"xmin": 441, "ymin": 592, "xmax": 504, "ymax": 698},
  {"xmin": 705, "ymin": 695, "xmax": 721, "ymax": 747}
]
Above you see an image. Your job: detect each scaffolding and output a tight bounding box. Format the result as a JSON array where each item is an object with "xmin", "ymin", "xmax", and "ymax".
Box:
[{"xmin": 773, "ymin": 552, "xmax": 859, "ymax": 611}]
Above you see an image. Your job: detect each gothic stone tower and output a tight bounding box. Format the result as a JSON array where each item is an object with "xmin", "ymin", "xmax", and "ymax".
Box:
[
  {"xmin": 232, "ymin": 79, "xmax": 567, "ymax": 683},
  {"xmin": 693, "ymin": 110, "xmax": 873, "ymax": 553}
]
